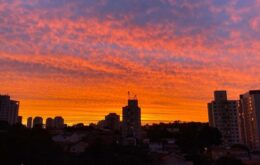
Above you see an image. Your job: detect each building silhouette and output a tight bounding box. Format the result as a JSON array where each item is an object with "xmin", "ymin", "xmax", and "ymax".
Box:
[
  {"xmin": 97, "ymin": 120, "xmax": 105, "ymax": 129},
  {"xmin": 46, "ymin": 117, "xmax": 54, "ymax": 129},
  {"xmin": 17, "ymin": 116, "xmax": 22, "ymax": 124},
  {"xmin": 54, "ymin": 116, "xmax": 64, "ymax": 129},
  {"xmin": 122, "ymin": 97, "xmax": 141, "ymax": 141},
  {"xmin": 239, "ymin": 90, "xmax": 260, "ymax": 150},
  {"xmin": 208, "ymin": 91, "xmax": 240, "ymax": 144},
  {"xmin": 33, "ymin": 116, "xmax": 43, "ymax": 128},
  {"xmin": 104, "ymin": 113, "xmax": 120, "ymax": 131},
  {"xmin": 27, "ymin": 117, "xmax": 32, "ymax": 128},
  {"xmin": 0, "ymin": 95, "xmax": 19, "ymax": 125}
]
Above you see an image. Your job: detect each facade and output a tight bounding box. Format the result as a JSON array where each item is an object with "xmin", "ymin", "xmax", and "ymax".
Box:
[
  {"xmin": 208, "ymin": 91, "xmax": 240, "ymax": 144},
  {"xmin": 0, "ymin": 95, "xmax": 19, "ymax": 125},
  {"xmin": 46, "ymin": 117, "xmax": 54, "ymax": 129},
  {"xmin": 122, "ymin": 98, "xmax": 141, "ymax": 140},
  {"xmin": 239, "ymin": 90, "xmax": 260, "ymax": 150},
  {"xmin": 33, "ymin": 116, "xmax": 43, "ymax": 128},
  {"xmin": 104, "ymin": 113, "xmax": 120, "ymax": 131},
  {"xmin": 54, "ymin": 116, "xmax": 64, "ymax": 129}
]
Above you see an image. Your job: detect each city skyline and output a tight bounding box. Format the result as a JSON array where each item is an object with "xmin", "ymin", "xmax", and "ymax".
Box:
[
  {"xmin": 2, "ymin": 89, "xmax": 259, "ymax": 126},
  {"xmin": 1, "ymin": 0, "xmax": 260, "ymax": 125}
]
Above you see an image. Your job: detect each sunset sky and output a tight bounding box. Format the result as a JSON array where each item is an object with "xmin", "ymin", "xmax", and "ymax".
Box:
[{"xmin": 1, "ymin": 0, "xmax": 260, "ymax": 125}]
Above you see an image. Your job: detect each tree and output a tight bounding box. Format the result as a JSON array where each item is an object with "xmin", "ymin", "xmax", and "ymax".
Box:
[
  {"xmin": 197, "ymin": 126, "xmax": 222, "ymax": 149},
  {"xmin": 0, "ymin": 123, "xmax": 62, "ymax": 165},
  {"xmin": 215, "ymin": 156, "xmax": 244, "ymax": 165}
]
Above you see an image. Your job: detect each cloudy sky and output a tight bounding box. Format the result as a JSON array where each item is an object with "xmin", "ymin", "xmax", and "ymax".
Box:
[{"xmin": 1, "ymin": 0, "xmax": 260, "ymax": 124}]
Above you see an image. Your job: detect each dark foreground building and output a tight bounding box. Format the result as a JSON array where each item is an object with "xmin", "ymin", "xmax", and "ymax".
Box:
[
  {"xmin": 104, "ymin": 113, "xmax": 120, "ymax": 131},
  {"xmin": 122, "ymin": 98, "xmax": 142, "ymax": 144},
  {"xmin": 0, "ymin": 95, "xmax": 19, "ymax": 125}
]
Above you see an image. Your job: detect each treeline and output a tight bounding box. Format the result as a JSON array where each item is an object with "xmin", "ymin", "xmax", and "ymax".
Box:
[
  {"xmin": 0, "ymin": 121, "xmax": 160, "ymax": 165},
  {"xmin": 0, "ymin": 121, "xmax": 62, "ymax": 165},
  {"xmin": 0, "ymin": 121, "xmax": 244, "ymax": 165}
]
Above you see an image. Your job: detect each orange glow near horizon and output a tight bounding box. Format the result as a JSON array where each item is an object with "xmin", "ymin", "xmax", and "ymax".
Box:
[
  {"xmin": 18, "ymin": 95, "xmax": 208, "ymax": 125},
  {"xmin": 1, "ymin": 0, "xmax": 260, "ymax": 125}
]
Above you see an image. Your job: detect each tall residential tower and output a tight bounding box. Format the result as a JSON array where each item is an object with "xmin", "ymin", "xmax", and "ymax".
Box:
[
  {"xmin": 122, "ymin": 97, "xmax": 141, "ymax": 140},
  {"xmin": 0, "ymin": 95, "xmax": 19, "ymax": 125},
  {"xmin": 239, "ymin": 90, "xmax": 260, "ymax": 150},
  {"xmin": 208, "ymin": 91, "xmax": 240, "ymax": 144}
]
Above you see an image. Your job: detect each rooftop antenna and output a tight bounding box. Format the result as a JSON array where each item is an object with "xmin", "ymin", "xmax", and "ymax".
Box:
[
  {"xmin": 127, "ymin": 91, "xmax": 138, "ymax": 100},
  {"xmin": 134, "ymin": 95, "xmax": 137, "ymax": 100}
]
